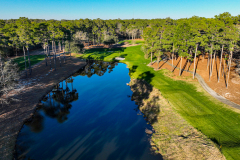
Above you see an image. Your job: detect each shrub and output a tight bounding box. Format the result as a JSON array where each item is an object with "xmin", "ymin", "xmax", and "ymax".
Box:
[{"xmin": 64, "ymin": 40, "xmax": 84, "ymax": 53}]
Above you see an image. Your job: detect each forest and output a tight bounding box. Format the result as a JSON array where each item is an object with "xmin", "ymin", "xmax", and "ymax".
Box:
[{"xmin": 1, "ymin": 12, "xmax": 240, "ymax": 99}]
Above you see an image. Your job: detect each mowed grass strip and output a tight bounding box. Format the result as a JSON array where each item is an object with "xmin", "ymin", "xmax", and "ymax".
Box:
[
  {"xmin": 76, "ymin": 44, "xmax": 240, "ymax": 159},
  {"xmin": 13, "ymin": 55, "xmax": 45, "ymax": 71}
]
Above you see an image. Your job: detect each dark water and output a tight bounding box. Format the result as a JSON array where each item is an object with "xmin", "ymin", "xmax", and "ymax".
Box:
[{"xmin": 16, "ymin": 61, "xmax": 163, "ymax": 160}]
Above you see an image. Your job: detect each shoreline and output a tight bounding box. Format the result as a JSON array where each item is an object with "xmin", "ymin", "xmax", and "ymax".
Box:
[
  {"xmin": 75, "ymin": 45, "xmax": 240, "ymax": 158},
  {"xmin": 129, "ymin": 79, "xmax": 225, "ymax": 159},
  {"xmin": 1, "ymin": 44, "xmax": 239, "ymax": 159},
  {"xmin": 0, "ymin": 56, "xmax": 87, "ymax": 160}
]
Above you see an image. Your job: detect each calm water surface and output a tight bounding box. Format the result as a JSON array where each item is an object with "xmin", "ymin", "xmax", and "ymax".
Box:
[{"xmin": 16, "ymin": 61, "xmax": 162, "ymax": 160}]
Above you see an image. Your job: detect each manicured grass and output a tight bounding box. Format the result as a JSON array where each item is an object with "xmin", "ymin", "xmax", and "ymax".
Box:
[
  {"xmin": 76, "ymin": 45, "xmax": 240, "ymax": 159},
  {"xmin": 13, "ymin": 55, "xmax": 45, "ymax": 71},
  {"xmin": 79, "ymin": 47, "xmax": 127, "ymax": 61},
  {"xmin": 118, "ymin": 40, "xmax": 144, "ymax": 44}
]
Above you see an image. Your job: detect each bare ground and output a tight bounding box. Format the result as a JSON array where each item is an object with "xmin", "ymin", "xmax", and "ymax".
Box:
[
  {"xmin": 151, "ymin": 56, "xmax": 240, "ymax": 106},
  {"xmin": 84, "ymin": 42, "xmax": 141, "ymax": 49},
  {"xmin": 0, "ymin": 56, "xmax": 86, "ymax": 160}
]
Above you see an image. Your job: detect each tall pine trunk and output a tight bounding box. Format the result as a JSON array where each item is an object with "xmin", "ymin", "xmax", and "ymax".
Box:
[
  {"xmin": 211, "ymin": 50, "xmax": 216, "ymax": 77},
  {"xmin": 52, "ymin": 41, "xmax": 54, "ymax": 55},
  {"xmin": 52, "ymin": 41, "xmax": 55, "ymax": 70},
  {"xmin": 63, "ymin": 41, "xmax": 66, "ymax": 63},
  {"xmin": 69, "ymin": 40, "xmax": 71, "ymax": 57},
  {"xmin": 98, "ymin": 35, "xmax": 100, "ymax": 46},
  {"xmin": 193, "ymin": 44, "xmax": 198, "ymax": 79},
  {"xmin": 179, "ymin": 56, "xmax": 182, "ymax": 76},
  {"xmin": 26, "ymin": 46, "xmax": 31, "ymax": 75},
  {"xmin": 45, "ymin": 44, "xmax": 48, "ymax": 66},
  {"xmin": 209, "ymin": 53, "xmax": 213, "ymax": 81},
  {"xmin": 59, "ymin": 41, "xmax": 61, "ymax": 52},
  {"xmin": 218, "ymin": 45, "xmax": 224, "ymax": 82},
  {"xmin": 223, "ymin": 57, "xmax": 225, "ymax": 77},
  {"xmin": 0, "ymin": 56, "xmax": 2, "ymax": 83},
  {"xmin": 49, "ymin": 43, "xmax": 52, "ymax": 70},
  {"xmin": 151, "ymin": 51, "xmax": 152, "ymax": 64},
  {"xmin": 54, "ymin": 41, "xmax": 56, "ymax": 71},
  {"xmin": 206, "ymin": 53, "xmax": 209, "ymax": 71},
  {"xmin": 55, "ymin": 41, "xmax": 57, "ymax": 53},
  {"xmin": 15, "ymin": 46, "xmax": 18, "ymax": 57},
  {"xmin": 226, "ymin": 50, "xmax": 233, "ymax": 88}
]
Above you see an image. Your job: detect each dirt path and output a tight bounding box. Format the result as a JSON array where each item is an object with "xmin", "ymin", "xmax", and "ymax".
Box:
[
  {"xmin": 150, "ymin": 60, "xmax": 240, "ymax": 110},
  {"xmin": 0, "ymin": 56, "xmax": 86, "ymax": 160}
]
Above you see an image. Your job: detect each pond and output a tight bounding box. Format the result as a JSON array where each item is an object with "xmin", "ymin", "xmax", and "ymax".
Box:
[{"xmin": 15, "ymin": 61, "xmax": 163, "ymax": 160}]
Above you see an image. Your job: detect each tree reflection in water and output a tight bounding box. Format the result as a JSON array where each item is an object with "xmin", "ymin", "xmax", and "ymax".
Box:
[
  {"xmin": 15, "ymin": 61, "xmax": 119, "ymax": 160},
  {"xmin": 73, "ymin": 60, "xmax": 118, "ymax": 78},
  {"xmin": 24, "ymin": 60, "xmax": 118, "ymax": 132},
  {"xmin": 15, "ymin": 61, "xmax": 163, "ymax": 160}
]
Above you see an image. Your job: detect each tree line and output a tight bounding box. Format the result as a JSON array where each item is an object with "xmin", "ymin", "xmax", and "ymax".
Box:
[
  {"xmin": 142, "ymin": 12, "xmax": 240, "ymax": 88},
  {"xmin": 0, "ymin": 18, "xmax": 150, "ymax": 57},
  {"xmin": 0, "ymin": 17, "xmax": 149, "ymax": 76},
  {"xmin": 1, "ymin": 12, "xmax": 240, "ymax": 98}
]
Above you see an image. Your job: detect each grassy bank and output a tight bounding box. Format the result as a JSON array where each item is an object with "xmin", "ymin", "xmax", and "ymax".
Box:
[
  {"xmin": 75, "ymin": 45, "xmax": 240, "ymax": 159},
  {"xmin": 13, "ymin": 55, "xmax": 45, "ymax": 71},
  {"xmin": 129, "ymin": 79, "xmax": 224, "ymax": 159}
]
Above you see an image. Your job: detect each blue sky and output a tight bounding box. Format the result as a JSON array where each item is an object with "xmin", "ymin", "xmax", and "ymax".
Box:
[{"xmin": 1, "ymin": 0, "xmax": 240, "ymax": 20}]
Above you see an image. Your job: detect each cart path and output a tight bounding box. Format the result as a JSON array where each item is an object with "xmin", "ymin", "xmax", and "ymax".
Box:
[
  {"xmin": 0, "ymin": 56, "xmax": 87, "ymax": 160},
  {"xmin": 150, "ymin": 60, "xmax": 240, "ymax": 110}
]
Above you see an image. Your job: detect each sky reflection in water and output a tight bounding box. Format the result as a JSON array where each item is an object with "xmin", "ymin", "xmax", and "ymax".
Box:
[{"xmin": 16, "ymin": 61, "xmax": 163, "ymax": 160}]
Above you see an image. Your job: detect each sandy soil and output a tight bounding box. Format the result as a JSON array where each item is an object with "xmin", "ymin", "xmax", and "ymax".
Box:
[
  {"xmin": 84, "ymin": 40, "xmax": 143, "ymax": 49},
  {"xmin": 0, "ymin": 56, "xmax": 86, "ymax": 160},
  {"xmin": 151, "ymin": 55, "xmax": 240, "ymax": 105}
]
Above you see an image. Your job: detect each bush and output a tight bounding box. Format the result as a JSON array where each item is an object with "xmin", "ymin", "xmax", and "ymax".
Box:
[
  {"xmin": 103, "ymin": 35, "xmax": 119, "ymax": 45},
  {"xmin": 103, "ymin": 39, "xmax": 115, "ymax": 45},
  {"xmin": 0, "ymin": 59, "xmax": 19, "ymax": 101},
  {"xmin": 64, "ymin": 40, "xmax": 84, "ymax": 53}
]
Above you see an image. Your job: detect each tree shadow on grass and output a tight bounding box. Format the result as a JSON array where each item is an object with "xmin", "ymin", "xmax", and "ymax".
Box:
[
  {"xmin": 83, "ymin": 48, "xmax": 127, "ymax": 61},
  {"xmin": 129, "ymin": 65, "xmax": 138, "ymax": 77},
  {"xmin": 137, "ymin": 71, "xmax": 155, "ymax": 84}
]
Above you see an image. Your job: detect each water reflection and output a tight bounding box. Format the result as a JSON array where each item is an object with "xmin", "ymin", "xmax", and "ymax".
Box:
[
  {"xmin": 25, "ymin": 112, "xmax": 44, "ymax": 133},
  {"xmin": 23, "ymin": 61, "xmax": 118, "ymax": 134},
  {"xmin": 130, "ymin": 79, "xmax": 160, "ymax": 124},
  {"xmin": 73, "ymin": 60, "xmax": 118, "ymax": 77},
  {"xmin": 15, "ymin": 62, "xmax": 162, "ymax": 160}
]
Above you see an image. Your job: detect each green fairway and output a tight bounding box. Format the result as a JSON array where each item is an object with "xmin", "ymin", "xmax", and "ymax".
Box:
[
  {"xmin": 13, "ymin": 55, "xmax": 45, "ymax": 71},
  {"xmin": 118, "ymin": 40, "xmax": 144, "ymax": 44},
  {"xmin": 76, "ymin": 45, "xmax": 240, "ymax": 159}
]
